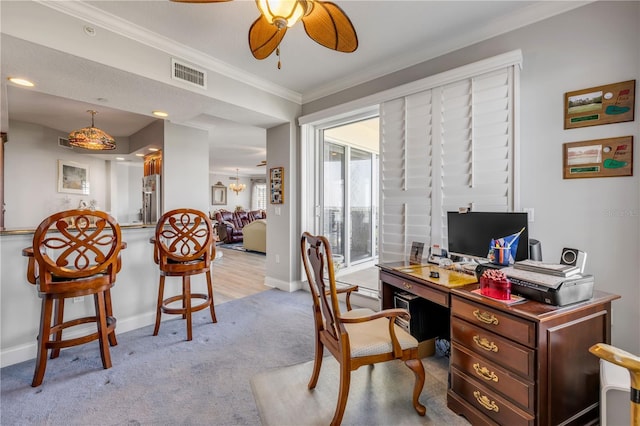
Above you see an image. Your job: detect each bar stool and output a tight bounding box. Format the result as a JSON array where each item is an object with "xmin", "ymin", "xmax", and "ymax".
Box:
[
  {"xmin": 152, "ymin": 208, "xmax": 217, "ymax": 341},
  {"xmin": 22, "ymin": 209, "xmax": 125, "ymax": 387}
]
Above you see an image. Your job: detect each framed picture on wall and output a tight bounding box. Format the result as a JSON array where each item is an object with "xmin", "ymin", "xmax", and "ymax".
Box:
[
  {"xmin": 211, "ymin": 181, "xmax": 227, "ymax": 205},
  {"xmin": 57, "ymin": 159, "xmax": 90, "ymax": 194},
  {"xmin": 563, "ymin": 136, "xmax": 633, "ymax": 179},
  {"xmin": 564, "ymin": 80, "xmax": 635, "ymax": 129},
  {"xmin": 270, "ymin": 166, "xmax": 284, "ymax": 204}
]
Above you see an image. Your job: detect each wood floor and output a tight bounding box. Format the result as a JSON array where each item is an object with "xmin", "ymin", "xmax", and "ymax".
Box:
[{"xmin": 212, "ymin": 246, "xmax": 270, "ymax": 305}]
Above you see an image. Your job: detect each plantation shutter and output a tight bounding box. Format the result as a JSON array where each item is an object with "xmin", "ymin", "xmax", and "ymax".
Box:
[
  {"xmin": 380, "ymin": 91, "xmax": 433, "ymax": 262},
  {"xmin": 381, "ymin": 65, "xmax": 516, "ymax": 261}
]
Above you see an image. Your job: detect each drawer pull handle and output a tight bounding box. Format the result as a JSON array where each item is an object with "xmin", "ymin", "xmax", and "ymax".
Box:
[
  {"xmin": 473, "ymin": 309, "xmax": 499, "ymax": 325},
  {"xmin": 473, "ymin": 335, "xmax": 498, "ymax": 352},
  {"xmin": 473, "ymin": 390, "xmax": 500, "ymax": 412},
  {"xmin": 473, "ymin": 363, "xmax": 499, "ymax": 382},
  {"xmin": 403, "ymin": 282, "xmax": 412, "ymax": 290}
]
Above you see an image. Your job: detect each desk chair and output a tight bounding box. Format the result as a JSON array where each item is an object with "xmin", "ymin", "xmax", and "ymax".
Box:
[
  {"xmin": 23, "ymin": 209, "xmax": 125, "ymax": 387},
  {"xmin": 589, "ymin": 343, "xmax": 640, "ymax": 426},
  {"xmin": 301, "ymin": 232, "xmax": 426, "ymax": 426},
  {"xmin": 152, "ymin": 208, "xmax": 217, "ymax": 341}
]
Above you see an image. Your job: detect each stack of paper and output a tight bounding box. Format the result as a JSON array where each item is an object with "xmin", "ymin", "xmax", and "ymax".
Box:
[{"xmin": 513, "ymin": 259, "xmax": 581, "ymax": 277}]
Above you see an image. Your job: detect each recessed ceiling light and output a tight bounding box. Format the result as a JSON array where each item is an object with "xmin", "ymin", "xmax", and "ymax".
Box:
[
  {"xmin": 152, "ymin": 110, "xmax": 168, "ymax": 118},
  {"xmin": 148, "ymin": 148, "xmax": 159, "ymax": 152},
  {"xmin": 115, "ymin": 157, "xmax": 125, "ymax": 161},
  {"xmin": 135, "ymin": 153, "xmax": 144, "ymax": 157},
  {"xmin": 8, "ymin": 77, "xmax": 34, "ymax": 87}
]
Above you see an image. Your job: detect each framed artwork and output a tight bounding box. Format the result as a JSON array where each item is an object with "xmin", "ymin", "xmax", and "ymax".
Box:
[
  {"xmin": 564, "ymin": 80, "xmax": 635, "ymax": 129},
  {"xmin": 563, "ymin": 136, "xmax": 633, "ymax": 179},
  {"xmin": 211, "ymin": 182, "xmax": 227, "ymax": 205},
  {"xmin": 58, "ymin": 160, "xmax": 90, "ymax": 194},
  {"xmin": 270, "ymin": 166, "xmax": 284, "ymax": 204}
]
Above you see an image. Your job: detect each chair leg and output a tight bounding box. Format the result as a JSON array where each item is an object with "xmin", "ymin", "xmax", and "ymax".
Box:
[
  {"xmin": 308, "ymin": 337, "xmax": 324, "ymax": 390},
  {"xmin": 405, "ymin": 358, "xmax": 427, "ymax": 416},
  {"xmin": 330, "ymin": 362, "xmax": 351, "ymax": 426},
  {"xmin": 50, "ymin": 298, "xmax": 64, "ymax": 359},
  {"xmin": 205, "ymin": 270, "xmax": 217, "ymax": 323},
  {"xmin": 153, "ymin": 275, "xmax": 165, "ymax": 336},
  {"xmin": 104, "ymin": 289, "xmax": 118, "ymax": 347},
  {"xmin": 184, "ymin": 276, "xmax": 193, "ymax": 341},
  {"xmin": 94, "ymin": 292, "xmax": 112, "ymax": 370},
  {"xmin": 32, "ymin": 298, "xmax": 53, "ymax": 387}
]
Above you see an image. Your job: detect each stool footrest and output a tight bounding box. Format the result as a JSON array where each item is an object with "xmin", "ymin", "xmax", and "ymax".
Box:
[
  {"xmin": 160, "ymin": 294, "xmax": 211, "ymax": 315},
  {"xmin": 45, "ymin": 316, "xmax": 116, "ymax": 350}
]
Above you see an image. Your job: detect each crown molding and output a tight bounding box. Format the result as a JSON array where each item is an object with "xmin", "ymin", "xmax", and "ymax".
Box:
[
  {"xmin": 36, "ymin": 0, "xmax": 303, "ymax": 105},
  {"xmin": 301, "ymin": 1, "xmax": 593, "ymax": 103}
]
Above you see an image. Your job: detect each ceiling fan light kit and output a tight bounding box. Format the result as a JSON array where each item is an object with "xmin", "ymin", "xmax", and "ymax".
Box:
[{"xmin": 172, "ymin": 0, "xmax": 357, "ymax": 68}]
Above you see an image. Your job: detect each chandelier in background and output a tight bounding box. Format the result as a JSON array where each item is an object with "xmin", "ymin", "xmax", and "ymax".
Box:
[
  {"xmin": 68, "ymin": 110, "xmax": 116, "ymax": 150},
  {"xmin": 229, "ymin": 168, "xmax": 246, "ymax": 195}
]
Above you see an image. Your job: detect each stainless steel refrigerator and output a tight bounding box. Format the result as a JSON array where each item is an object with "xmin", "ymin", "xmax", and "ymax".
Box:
[{"xmin": 142, "ymin": 174, "xmax": 161, "ymax": 224}]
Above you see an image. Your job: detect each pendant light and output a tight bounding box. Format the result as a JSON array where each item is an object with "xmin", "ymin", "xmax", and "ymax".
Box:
[{"xmin": 68, "ymin": 110, "xmax": 116, "ymax": 150}]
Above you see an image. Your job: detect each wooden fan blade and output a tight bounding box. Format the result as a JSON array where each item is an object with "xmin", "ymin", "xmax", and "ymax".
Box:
[
  {"xmin": 302, "ymin": 1, "xmax": 358, "ymax": 53},
  {"xmin": 249, "ymin": 15, "xmax": 287, "ymax": 60},
  {"xmin": 170, "ymin": 0, "xmax": 231, "ymax": 3}
]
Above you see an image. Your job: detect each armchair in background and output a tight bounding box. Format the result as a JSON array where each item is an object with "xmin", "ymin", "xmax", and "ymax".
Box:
[
  {"xmin": 214, "ymin": 210, "xmax": 243, "ymax": 244},
  {"xmin": 243, "ymin": 219, "xmax": 266, "ymax": 253}
]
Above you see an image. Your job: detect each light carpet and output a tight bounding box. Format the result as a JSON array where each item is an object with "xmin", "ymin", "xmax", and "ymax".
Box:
[
  {"xmin": 1, "ymin": 289, "xmax": 315, "ymax": 425},
  {"xmin": 251, "ymin": 355, "xmax": 470, "ymax": 426}
]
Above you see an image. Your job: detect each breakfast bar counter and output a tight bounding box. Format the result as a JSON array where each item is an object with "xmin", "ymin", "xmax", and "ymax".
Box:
[{"xmin": 0, "ymin": 225, "xmax": 208, "ymax": 367}]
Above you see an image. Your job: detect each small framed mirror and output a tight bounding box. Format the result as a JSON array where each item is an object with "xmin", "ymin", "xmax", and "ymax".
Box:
[{"xmin": 211, "ymin": 182, "xmax": 227, "ymax": 205}]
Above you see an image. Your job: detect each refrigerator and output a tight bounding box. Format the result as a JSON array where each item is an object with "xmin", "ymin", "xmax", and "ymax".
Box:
[{"xmin": 142, "ymin": 174, "xmax": 161, "ymax": 224}]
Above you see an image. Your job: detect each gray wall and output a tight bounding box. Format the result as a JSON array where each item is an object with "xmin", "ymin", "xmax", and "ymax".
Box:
[{"xmin": 302, "ymin": 1, "xmax": 640, "ymax": 353}]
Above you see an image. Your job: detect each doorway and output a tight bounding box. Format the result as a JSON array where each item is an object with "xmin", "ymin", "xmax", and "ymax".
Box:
[{"xmin": 319, "ymin": 117, "xmax": 380, "ymax": 273}]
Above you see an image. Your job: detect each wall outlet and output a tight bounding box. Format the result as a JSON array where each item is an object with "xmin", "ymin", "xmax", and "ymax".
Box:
[{"xmin": 275, "ymin": 254, "xmax": 280, "ymax": 264}]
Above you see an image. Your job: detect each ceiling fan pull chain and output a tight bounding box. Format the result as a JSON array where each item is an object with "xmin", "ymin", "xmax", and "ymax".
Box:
[{"xmin": 276, "ymin": 46, "xmax": 281, "ymax": 69}]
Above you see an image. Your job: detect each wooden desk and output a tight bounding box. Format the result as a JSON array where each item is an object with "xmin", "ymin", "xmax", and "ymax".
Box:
[{"xmin": 377, "ymin": 262, "xmax": 620, "ymax": 426}]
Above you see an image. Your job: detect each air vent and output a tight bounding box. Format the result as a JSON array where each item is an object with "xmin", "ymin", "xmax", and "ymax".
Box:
[
  {"xmin": 58, "ymin": 137, "xmax": 73, "ymax": 149},
  {"xmin": 171, "ymin": 59, "xmax": 207, "ymax": 89}
]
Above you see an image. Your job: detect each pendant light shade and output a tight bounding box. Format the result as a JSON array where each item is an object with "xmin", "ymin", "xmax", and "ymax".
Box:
[{"xmin": 68, "ymin": 110, "xmax": 116, "ymax": 150}]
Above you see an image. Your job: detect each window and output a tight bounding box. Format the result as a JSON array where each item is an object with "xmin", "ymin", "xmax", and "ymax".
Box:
[{"xmin": 252, "ymin": 182, "xmax": 267, "ymax": 210}]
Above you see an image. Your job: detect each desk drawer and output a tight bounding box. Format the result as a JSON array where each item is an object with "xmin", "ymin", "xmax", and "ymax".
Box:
[
  {"xmin": 451, "ymin": 367, "xmax": 534, "ymax": 426},
  {"xmin": 451, "ymin": 317, "xmax": 535, "ymax": 379},
  {"xmin": 452, "ymin": 296, "xmax": 535, "ymax": 347},
  {"xmin": 451, "ymin": 342, "xmax": 534, "ymax": 412},
  {"xmin": 381, "ymin": 272, "xmax": 449, "ymax": 307}
]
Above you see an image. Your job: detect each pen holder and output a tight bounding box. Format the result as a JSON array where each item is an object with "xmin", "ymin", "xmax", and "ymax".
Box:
[
  {"xmin": 480, "ymin": 271, "xmax": 511, "ymax": 300},
  {"xmin": 492, "ymin": 246, "xmax": 510, "ymax": 266}
]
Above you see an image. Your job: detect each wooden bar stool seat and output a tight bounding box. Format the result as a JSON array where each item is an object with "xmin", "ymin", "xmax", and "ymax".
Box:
[
  {"xmin": 152, "ymin": 208, "xmax": 217, "ymax": 341},
  {"xmin": 22, "ymin": 209, "xmax": 125, "ymax": 387}
]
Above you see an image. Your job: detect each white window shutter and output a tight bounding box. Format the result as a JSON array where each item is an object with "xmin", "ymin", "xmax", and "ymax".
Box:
[
  {"xmin": 380, "ymin": 92, "xmax": 432, "ymax": 262},
  {"xmin": 380, "ymin": 64, "xmax": 517, "ymax": 261}
]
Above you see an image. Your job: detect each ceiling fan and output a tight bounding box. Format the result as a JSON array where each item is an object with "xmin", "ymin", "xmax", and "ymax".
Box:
[
  {"xmin": 171, "ymin": 0, "xmax": 358, "ymax": 68},
  {"xmin": 256, "ymin": 160, "xmax": 267, "ymax": 167}
]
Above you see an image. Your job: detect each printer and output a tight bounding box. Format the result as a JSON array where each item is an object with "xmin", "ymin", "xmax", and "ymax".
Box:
[{"xmin": 476, "ymin": 264, "xmax": 594, "ymax": 306}]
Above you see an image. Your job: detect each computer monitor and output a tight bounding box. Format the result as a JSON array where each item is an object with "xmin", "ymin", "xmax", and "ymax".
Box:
[{"xmin": 446, "ymin": 211, "xmax": 529, "ymax": 262}]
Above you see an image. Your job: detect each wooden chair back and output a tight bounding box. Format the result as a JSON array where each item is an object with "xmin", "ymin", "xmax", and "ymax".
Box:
[
  {"xmin": 300, "ymin": 232, "xmax": 343, "ymax": 346},
  {"xmin": 154, "ymin": 208, "xmax": 215, "ymax": 276},
  {"xmin": 29, "ymin": 209, "xmax": 123, "ymax": 294}
]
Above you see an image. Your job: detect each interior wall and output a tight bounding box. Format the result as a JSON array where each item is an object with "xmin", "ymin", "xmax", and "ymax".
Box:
[
  {"xmin": 301, "ymin": 1, "xmax": 640, "ymax": 353},
  {"xmin": 4, "ymin": 120, "xmax": 110, "ymax": 228},
  {"xmin": 162, "ymin": 122, "xmax": 209, "ymax": 213}
]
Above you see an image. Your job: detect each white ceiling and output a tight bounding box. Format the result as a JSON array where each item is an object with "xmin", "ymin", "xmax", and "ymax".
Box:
[{"xmin": 1, "ymin": 0, "xmax": 589, "ymax": 176}]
